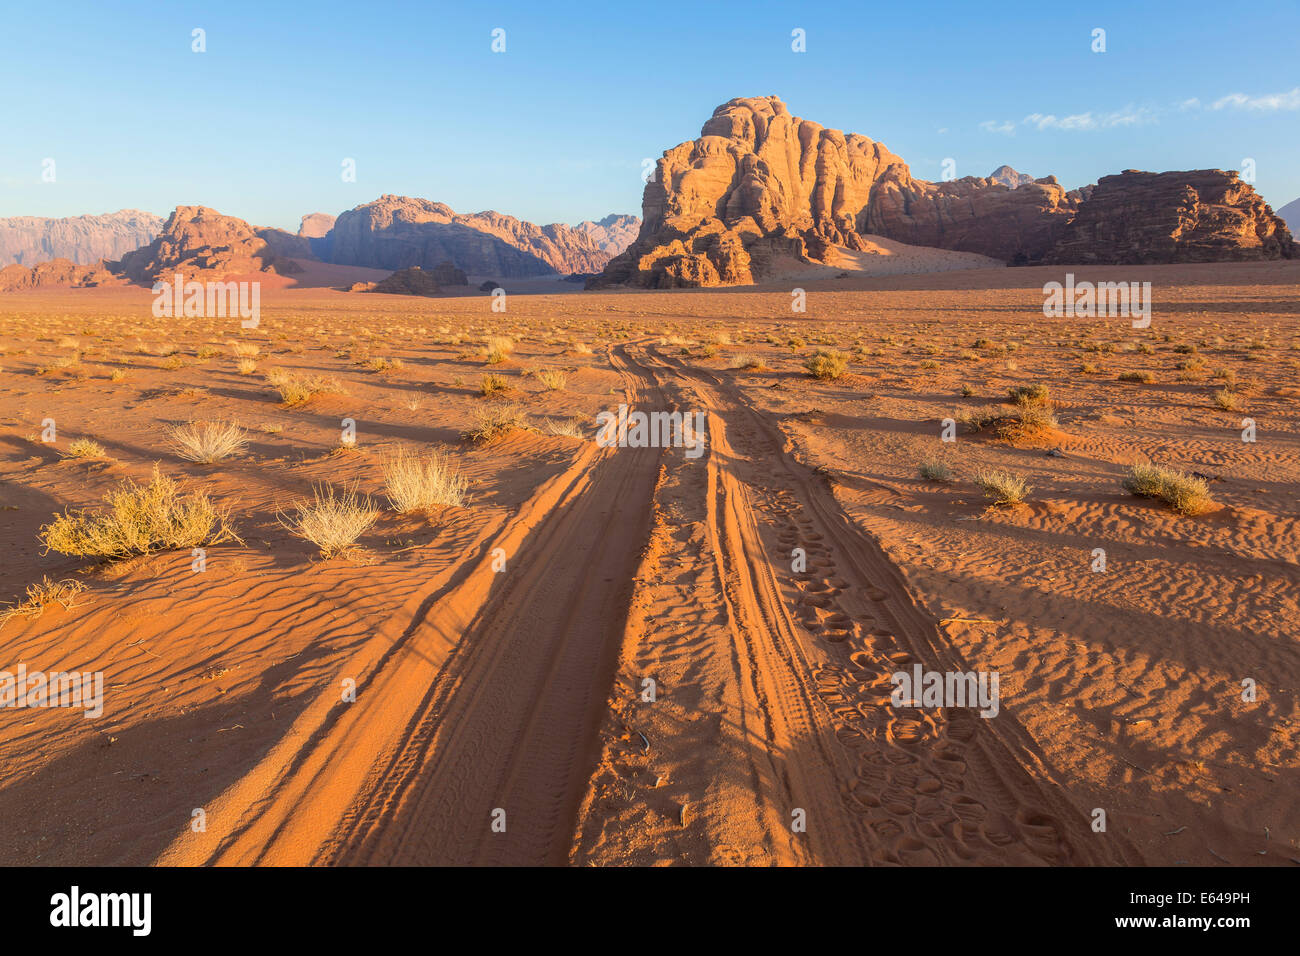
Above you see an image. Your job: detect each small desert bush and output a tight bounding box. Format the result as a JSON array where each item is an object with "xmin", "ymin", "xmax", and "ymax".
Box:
[
  {"xmin": 66, "ymin": 438, "xmax": 107, "ymax": 459},
  {"xmin": 804, "ymin": 349, "xmax": 848, "ymax": 381},
  {"xmin": 484, "ymin": 336, "xmax": 514, "ymax": 364},
  {"xmin": 957, "ymin": 406, "xmax": 1003, "ymax": 432},
  {"xmin": 545, "ymin": 417, "xmax": 585, "ymax": 438},
  {"xmin": 1121, "ymin": 462, "xmax": 1214, "ymax": 516},
  {"xmin": 1007, "ymin": 383, "xmax": 1050, "ymax": 407},
  {"xmin": 536, "ymin": 369, "xmax": 567, "ymax": 390},
  {"xmin": 39, "ymin": 467, "xmax": 240, "ymax": 558},
  {"xmin": 1118, "ymin": 370, "xmax": 1154, "ymax": 384},
  {"xmin": 974, "ymin": 470, "xmax": 1030, "ymax": 506},
  {"xmin": 480, "ymin": 373, "xmax": 510, "ymax": 396},
  {"xmin": 918, "ymin": 457, "xmax": 954, "ymax": 482},
  {"xmin": 1, "ymin": 576, "xmax": 87, "ymax": 625},
  {"xmin": 1212, "ymin": 388, "xmax": 1244, "ymax": 411},
  {"xmin": 383, "ymin": 449, "xmax": 469, "ymax": 512},
  {"xmin": 997, "ymin": 404, "xmax": 1058, "ymax": 443},
  {"xmin": 366, "ymin": 356, "xmax": 403, "ymax": 373},
  {"xmin": 730, "ymin": 353, "xmax": 766, "ymax": 371},
  {"xmin": 230, "ymin": 342, "xmax": 260, "ymax": 358},
  {"xmin": 237, "ymin": 358, "xmax": 258, "ymax": 375},
  {"xmin": 266, "ymin": 369, "xmax": 347, "ymax": 406},
  {"xmin": 464, "ymin": 404, "xmax": 530, "ymax": 443},
  {"xmin": 167, "ymin": 421, "xmax": 249, "ymax": 463},
  {"xmin": 281, "ymin": 484, "xmax": 377, "ymax": 558}
]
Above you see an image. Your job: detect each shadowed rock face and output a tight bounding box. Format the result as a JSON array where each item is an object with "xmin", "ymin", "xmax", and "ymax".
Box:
[
  {"xmin": 0, "ymin": 210, "xmax": 163, "ymax": 268},
  {"xmin": 326, "ymin": 195, "xmax": 611, "ymax": 277},
  {"xmin": 114, "ymin": 206, "xmax": 303, "ymax": 282},
  {"xmin": 592, "ymin": 96, "xmax": 1079, "ymax": 287},
  {"xmin": 1046, "ymin": 170, "xmax": 1295, "ymax": 264}
]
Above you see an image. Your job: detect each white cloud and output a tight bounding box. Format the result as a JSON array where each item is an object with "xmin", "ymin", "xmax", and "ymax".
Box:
[
  {"xmin": 978, "ymin": 119, "xmax": 1016, "ymax": 135},
  {"xmin": 1020, "ymin": 106, "xmax": 1152, "ymax": 132},
  {"xmin": 1179, "ymin": 98, "xmax": 1201, "ymax": 111},
  {"xmin": 1211, "ymin": 87, "xmax": 1300, "ymax": 111}
]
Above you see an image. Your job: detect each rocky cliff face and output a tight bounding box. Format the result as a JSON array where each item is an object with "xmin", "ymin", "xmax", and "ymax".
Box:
[
  {"xmin": 594, "ymin": 96, "xmax": 1078, "ymax": 287},
  {"xmin": 327, "ymin": 196, "xmax": 611, "ymax": 277},
  {"xmin": 115, "ymin": 206, "xmax": 303, "ymax": 282},
  {"xmin": 576, "ymin": 214, "xmax": 640, "ymax": 256},
  {"xmin": 0, "ymin": 210, "xmax": 163, "ymax": 267},
  {"xmin": 1046, "ymin": 170, "xmax": 1294, "ymax": 264}
]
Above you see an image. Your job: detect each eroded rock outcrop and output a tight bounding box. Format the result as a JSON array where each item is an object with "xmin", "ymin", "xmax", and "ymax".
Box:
[
  {"xmin": 593, "ymin": 96, "xmax": 1077, "ymax": 287},
  {"xmin": 1046, "ymin": 170, "xmax": 1294, "ymax": 264},
  {"xmin": 327, "ymin": 196, "xmax": 611, "ymax": 277},
  {"xmin": 114, "ymin": 206, "xmax": 304, "ymax": 282},
  {"xmin": 0, "ymin": 210, "xmax": 163, "ymax": 268},
  {"xmin": 0, "ymin": 258, "xmax": 122, "ymax": 292}
]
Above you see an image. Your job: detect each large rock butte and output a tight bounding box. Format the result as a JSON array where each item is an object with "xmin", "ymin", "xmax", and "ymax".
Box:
[
  {"xmin": 114, "ymin": 206, "xmax": 304, "ymax": 282},
  {"xmin": 594, "ymin": 96, "xmax": 1293, "ymax": 287},
  {"xmin": 326, "ymin": 196, "xmax": 611, "ymax": 277},
  {"xmin": 1047, "ymin": 169, "xmax": 1293, "ymax": 264}
]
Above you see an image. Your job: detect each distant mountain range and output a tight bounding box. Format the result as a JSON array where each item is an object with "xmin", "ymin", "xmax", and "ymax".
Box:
[
  {"xmin": 0, "ymin": 210, "xmax": 163, "ymax": 267},
  {"xmin": 0, "ymin": 202, "xmax": 642, "ymax": 280}
]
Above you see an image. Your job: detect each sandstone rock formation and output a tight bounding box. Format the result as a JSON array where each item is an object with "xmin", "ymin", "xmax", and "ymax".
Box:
[
  {"xmin": 326, "ymin": 195, "xmax": 611, "ymax": 278},
  {"xmin": 1046, "ymin": 170, "xmax": 1295, "ymax": 264},
  {"xmin": 594, "ymin": 97, "xmax": 1291, "ymax": 287},
  {"xmin": 367, "ymin": 266, "xmax": 444, "ymax": 296},
  {"xmin": 0, "ymin": 210, "xmax": 163, "ymax": 267},
  {"xmin": 576, "ymin": 214, "xmax": 640, "ymax": 256},
  {"xmin": 0, "ymin": 258, "xmax": 122, "ymax": 292},
  {"xmin": 593, "ymin": 96, "xmax": 1078, "ymax": 287},
  {"xmin": 114, "ymin": 206, "xmax": 304, "ymax": 282}
]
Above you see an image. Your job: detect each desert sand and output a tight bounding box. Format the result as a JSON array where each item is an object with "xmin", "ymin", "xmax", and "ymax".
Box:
[{"xmin": 0, "ymin": 260, "xmax": 1296, "ymax": 866}]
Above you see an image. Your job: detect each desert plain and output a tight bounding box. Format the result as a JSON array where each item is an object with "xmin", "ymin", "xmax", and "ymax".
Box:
[{"xmin": 0, "ymin": 260, "xmax": 1297, "ymax": 867}]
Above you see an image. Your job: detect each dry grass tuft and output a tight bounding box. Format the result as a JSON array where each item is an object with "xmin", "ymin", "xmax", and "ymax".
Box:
[
  {"xmin": 281, "ymin": 484, "xmax": 377, "ymax": 558},
  {"xmin": 1, "ymin": 576, "xmax": 88, "ymax": 625},
  {"xmin": 65, "ymin": 438, "xmax": 108, "ymax": 460},
  {"xmin": 463, "ymin": 404, "xmax": 531, "ymax": 444},
  {"xmin": 973, "ymin": 470, "xmax": 1030, "ymax": 506},
  {"xmin": 383, "ymin": 449, "xmax": 469, "ymax": 512},
  {"xmin": 167, "ymin": 421, "xmax": 249, "ymax": 463}
]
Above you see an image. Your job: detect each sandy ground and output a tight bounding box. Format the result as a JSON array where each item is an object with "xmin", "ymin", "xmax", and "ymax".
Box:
[{"xmin": 0, "ymin": 260, "xmax": 1296, "ymax": 866}]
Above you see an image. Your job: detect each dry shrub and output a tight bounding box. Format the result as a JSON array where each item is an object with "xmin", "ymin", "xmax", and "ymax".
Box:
[
  {"xmin": 1122, "ymin": 463, "xmax": 1214, "ymax": 516},
  {"xmin": 39, "ymin": 466, "xmax": 240, "ymax": 558}
]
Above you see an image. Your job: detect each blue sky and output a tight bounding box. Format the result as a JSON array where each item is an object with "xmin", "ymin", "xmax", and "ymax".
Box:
[{"xmin": 2, "ymin": 0, "xmax": 1297, "ymax": 231}]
